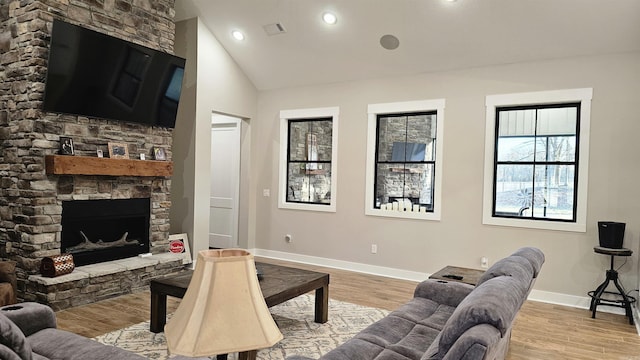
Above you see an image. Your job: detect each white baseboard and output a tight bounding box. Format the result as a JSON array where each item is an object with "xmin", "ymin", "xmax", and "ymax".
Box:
[
  {"xmin": 251, "ymin": 248, "xmax": 633, "ymax": 321},
  {"xmin": 251, "ymin": 248, "xmax": 429, "ymax": 282}
]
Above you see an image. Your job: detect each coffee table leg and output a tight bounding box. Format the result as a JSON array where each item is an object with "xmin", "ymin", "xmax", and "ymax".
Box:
[
  {"xmin": 150, "ymin": 291, "xmax": 167, "ymax": 333},
  {"xmin": 314, "ymin": 285, "xmax": 328, "ymax": 323}
]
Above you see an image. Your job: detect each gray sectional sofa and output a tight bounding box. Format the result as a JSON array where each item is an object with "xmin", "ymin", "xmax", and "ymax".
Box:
[
  {"xmin": 0, "ymin": 301, "xmax": 146, "ymax": 360},
  {"xmin": 288, "ymin": 247, "xmax": 544, "ymax": 360},
  {"xmin": 0, "ymin": 301, "xmax": 208, "ymax": 360}
]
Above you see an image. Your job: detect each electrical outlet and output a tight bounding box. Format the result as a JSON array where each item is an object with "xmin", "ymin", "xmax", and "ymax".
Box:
[
  {"xmin": 481, "ymin": 256, "xmax": 489, "ymax": 269},
  {"xmin": 371, "ymin": 244, "xmax": 378, "ymax": 254},
  {"xmin": 285, "ymin": 234, "xmax": 292, "ymax": 243}
]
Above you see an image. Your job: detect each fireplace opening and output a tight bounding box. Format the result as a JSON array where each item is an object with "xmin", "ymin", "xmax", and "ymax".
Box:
[{"xmin": 61, "ymin": 198, "xmax": 150, "ymax": 266}]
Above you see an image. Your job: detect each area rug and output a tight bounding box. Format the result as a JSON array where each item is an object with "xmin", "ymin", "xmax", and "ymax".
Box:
[{"xmin": 94, "ymin": 295, "xmax": 389, "ymax": 360}]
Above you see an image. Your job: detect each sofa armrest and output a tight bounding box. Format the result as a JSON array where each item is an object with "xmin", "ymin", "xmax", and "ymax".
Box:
[
  {"xmin": 0, "ymin": 302, "xmax": 57, "ymax": 336},
  {"xmin": 414, "ymin": 279, "xmax": 474, "ymax": 308},
  {"xmin": 440, "ymin": 324, "xmax": 504, "ymax": 360}
]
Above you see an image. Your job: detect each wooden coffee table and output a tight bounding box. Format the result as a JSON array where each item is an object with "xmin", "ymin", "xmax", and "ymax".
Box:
[{"xmin": 150, "ymin": 262, "xmax": 330, "ymax": 333}]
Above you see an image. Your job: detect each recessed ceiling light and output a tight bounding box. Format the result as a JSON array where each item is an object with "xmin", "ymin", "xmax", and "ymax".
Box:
[
  {"xmin": 322, "ymin": 12, "xmax": 337, "ymax": 25},
  {"xmin": 231, "ymin": 30, "xmax": 245, "ymax": 41}
]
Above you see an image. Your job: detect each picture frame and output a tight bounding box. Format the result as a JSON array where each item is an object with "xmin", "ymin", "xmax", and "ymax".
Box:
[
  {"xmin": 59, "ymin": 137, "xmax": 75, "ymax": 155},
  {"xmin": 168, "ymin": 233, "xmax": 192, "ymax": 264},
  {"xmin": 96, "ymin": 149, "xmax": 104, "ymax": 158},
  {"xmin": 154, "ymin": 147, "xmax": 167, "ymax": 161},
  {"xmin": 107, "ymin": 142, "xmax": 129, "ymax": 159}
]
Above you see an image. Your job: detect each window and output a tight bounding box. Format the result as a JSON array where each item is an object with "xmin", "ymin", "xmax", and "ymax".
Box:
[
  {"xmin": 279, "ymin": 107, "xmax": 338, "ymax": 212},
  {"xmin": 365, "ymin": 100, "xmax": 445, "ymax": 220},
  {"xmin": 483, "ymin": 88, "xmax": 592, "ymax": 232}
]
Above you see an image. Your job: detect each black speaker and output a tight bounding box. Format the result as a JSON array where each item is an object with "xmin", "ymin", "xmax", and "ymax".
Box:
[{"xmin": 598, "ymin": 221, "xmax": 626, "ymax": 249}]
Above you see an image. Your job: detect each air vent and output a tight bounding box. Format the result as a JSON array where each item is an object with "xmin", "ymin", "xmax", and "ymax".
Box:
[{"xmin": 263, "ymin": 22, "xmax": 287, "ymax": 36}]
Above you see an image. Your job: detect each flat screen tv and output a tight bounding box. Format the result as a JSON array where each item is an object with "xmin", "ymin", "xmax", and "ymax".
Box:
[{"xmin": 43, "ymin": 19, "xmax": 186, "ymax": 128}]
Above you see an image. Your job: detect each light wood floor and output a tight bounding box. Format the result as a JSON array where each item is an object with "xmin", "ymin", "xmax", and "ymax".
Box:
[{"xmin": 55, "ymin": 257, "xmax": 640, "ymax": 359}]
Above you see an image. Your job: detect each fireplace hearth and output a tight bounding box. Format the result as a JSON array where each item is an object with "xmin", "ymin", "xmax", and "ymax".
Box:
[{"xmin": 61, "ymin": 198, "xmax": 151, "ymax": 266}]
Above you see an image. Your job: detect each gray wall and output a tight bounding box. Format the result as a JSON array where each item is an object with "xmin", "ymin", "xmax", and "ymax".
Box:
[
  {"xmin": 172, "ymin": 18, "xmax": 258, "ymax": 257},
  {"xmin": 251, "ymin": 52, "xmax": 640, "ymax": 300}
]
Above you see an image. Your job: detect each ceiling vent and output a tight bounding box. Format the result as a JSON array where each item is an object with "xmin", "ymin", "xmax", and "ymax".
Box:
[{"xmin": 263, "ymin": 22, "xmax": 287, "ymax": 36}]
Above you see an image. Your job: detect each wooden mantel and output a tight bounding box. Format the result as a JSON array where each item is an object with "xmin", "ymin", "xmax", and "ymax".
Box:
[{"xmin": 45, "ymin": 155, "xmax": 173, "ymax": 177}]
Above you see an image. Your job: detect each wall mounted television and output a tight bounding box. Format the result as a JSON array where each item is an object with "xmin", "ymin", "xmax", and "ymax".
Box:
[{"xmin": 43, "ymin": 19, "xmax": 186, "ymax": 128}]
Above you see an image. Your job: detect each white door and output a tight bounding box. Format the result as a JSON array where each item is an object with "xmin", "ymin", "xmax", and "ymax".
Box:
[{"xmin": 209, "ymin": 114, "xmax": 241, "ymax": 248}]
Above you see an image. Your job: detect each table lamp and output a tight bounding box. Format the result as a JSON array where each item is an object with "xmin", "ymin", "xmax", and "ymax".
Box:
[{"xmin": 165, "ymin": 249, "xmax": 283, "ymax": 359}]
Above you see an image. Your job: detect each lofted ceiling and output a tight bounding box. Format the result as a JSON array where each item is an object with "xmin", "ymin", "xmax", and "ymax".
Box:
[{"xmin": 174, "ymin": 0, "xmax": 640, "ymax": 91}]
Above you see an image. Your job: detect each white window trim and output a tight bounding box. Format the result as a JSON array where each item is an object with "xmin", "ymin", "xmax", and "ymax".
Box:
[
  {"xmin": 278, "ymin": 107, "xmax": 339, "ymax": 212},
  {"xmin": 365, "ymin": 99, "xmax": 445, "ymax": 221},
  {"xmin": 482, "ymin": 88, "xmax": 592, "ymax": 232}
]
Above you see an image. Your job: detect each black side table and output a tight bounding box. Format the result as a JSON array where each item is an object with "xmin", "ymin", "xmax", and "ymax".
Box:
[{"xmin": 588, "ymin": 246, "xmax": 636, "ymax": 325}]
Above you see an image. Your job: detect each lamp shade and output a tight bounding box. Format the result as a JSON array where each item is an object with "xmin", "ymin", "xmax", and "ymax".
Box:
[{"xmin": 165, "ymin": 249, "xmax": 283, "ymax": 357}]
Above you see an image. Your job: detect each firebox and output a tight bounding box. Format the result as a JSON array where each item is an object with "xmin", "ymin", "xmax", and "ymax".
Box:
[{"xmin": 61, "ymin": 198, "xmax": 150, "ymax": 266}]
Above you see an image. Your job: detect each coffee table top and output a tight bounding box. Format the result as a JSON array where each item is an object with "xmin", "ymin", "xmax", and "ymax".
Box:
[{"xmin": 151, "ymin": 262, "xmax": 329, "ymax": 307}]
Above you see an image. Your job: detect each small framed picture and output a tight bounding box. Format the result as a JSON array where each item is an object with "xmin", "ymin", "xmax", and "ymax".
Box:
[
  {"xmin": 107, "ymin": 142, "xmax": 129, "ymax": 159},
  {"xmin": 139, "ymin": 153, "xmax": 146, "ymax": 160},
  {"xmin": 96, "ymin": 149, "xmax": 103, "ymax": 158},
  {"xmin": 168, "ymin": 233, "xmax": 192, "ymax": 264},
  {"xmin": 59, "ymin": 137, "xmax": 75, "ymax": 155},
  {"xmin": 153, "ymin": 147, "xmax": 166, "ymax": 161}
]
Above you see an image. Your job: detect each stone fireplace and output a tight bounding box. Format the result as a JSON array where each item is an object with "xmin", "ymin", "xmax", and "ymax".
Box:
[{"xmin": 0, "ymin": 0, "xmax": 185, "ymax": 309}]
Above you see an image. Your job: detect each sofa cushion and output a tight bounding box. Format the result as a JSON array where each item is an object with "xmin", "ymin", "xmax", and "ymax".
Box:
[
  {"xmin": 0, "ymin": 343, "xmax": 23, "ymax": 360},
  {"xmin": 420, "ymin": 332, "xmax": 441, "ymax": 360},
  {"xmin": 28, "ymin": 328, "xmax": 145, "ymax": 360},
  {"xmin": 475, "ymin": 255, "xmax": 534, "ymax": 287},
  {"xmin": 0, "ymin": 312, "xmax": 31, "ymax": 360},
  {"xmin": 319, "ymin": 297, "xmax": 455, "ymax": 360},
  {"xmin": 1, "ymin": 303, "xmax": 57, "ymax": 337},
  {"xmin": 511, "ymin": 247, "xmax": 545, "ymax": 278},
  {"xmin": 437, "ymin": 276, "xmax": 527, "ymax": 356},
  {"xmin": 414, "ymin": 280, "xmax": 474, "ymax": 309}
]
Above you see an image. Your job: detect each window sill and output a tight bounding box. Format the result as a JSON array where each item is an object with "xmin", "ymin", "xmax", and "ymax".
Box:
[
  {"xmin": 365, "ymin": 208, "xmax": 440, "ymax": 221},
  {"xmin": 482, "ymin": 215, "xmax": 586, "ymax": 232},
  {"xmin": 278, "ymin": 202, "xmax": 336, "ymax": 213}
]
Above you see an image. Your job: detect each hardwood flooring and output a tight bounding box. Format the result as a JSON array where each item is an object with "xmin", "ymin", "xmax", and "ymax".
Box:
[{"xmin": 55, "ymin": 257, "xmax": 640, "ymax": 359}]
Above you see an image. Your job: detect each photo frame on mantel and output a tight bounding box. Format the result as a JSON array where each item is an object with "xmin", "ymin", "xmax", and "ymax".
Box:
[
  {"xmin": 108, "ymin": 142, "xmax": 129, "ymax": 159},
  {"xmin": 153, "ymin": 147, "xmax": 167, "ymax": 161},
  {"xmin": 59, "ymin": 137, "xmax": 75, "ymax": 155}
]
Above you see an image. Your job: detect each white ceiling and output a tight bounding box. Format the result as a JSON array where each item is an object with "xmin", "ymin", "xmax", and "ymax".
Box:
[{"xmin": 175, "ymin": 0, "xmax": 640, "ymax": 91}]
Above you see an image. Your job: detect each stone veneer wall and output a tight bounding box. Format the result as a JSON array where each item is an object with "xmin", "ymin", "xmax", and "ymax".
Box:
[{"xmin": 0, "ymin": 0, "xmax": 179, "ymax": 306}]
